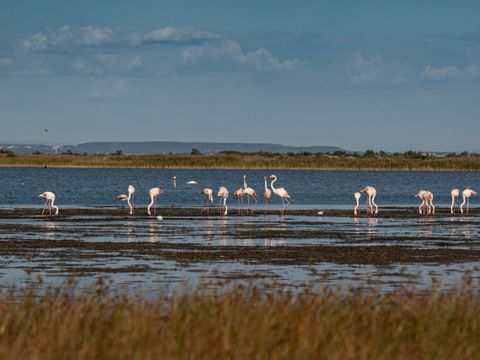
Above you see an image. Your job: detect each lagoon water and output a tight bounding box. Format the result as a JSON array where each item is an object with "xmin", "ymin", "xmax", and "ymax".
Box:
[
  {"xmin": 1, "ymin": 167, "xmax": 480, "ymax": 296},
  {"xmin": 1, "ymin": 167, "xmax": 479, "ymax": 208}
]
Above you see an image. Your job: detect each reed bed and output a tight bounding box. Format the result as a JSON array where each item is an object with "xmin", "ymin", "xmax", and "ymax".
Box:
[
  {"xmin": 2, "ymin": 153, "xmax": 480, "ymax": 171},
  {"xmin": 0, "ymin": 279, "xmax": 479, "ymax": 359}
]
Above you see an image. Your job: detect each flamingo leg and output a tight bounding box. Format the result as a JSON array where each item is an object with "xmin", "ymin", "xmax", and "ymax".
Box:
[{"xmin": 42, "ymin": 199, "xmax": 48, "ymax": 215}]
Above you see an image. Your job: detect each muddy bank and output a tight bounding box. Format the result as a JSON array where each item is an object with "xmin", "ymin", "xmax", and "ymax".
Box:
[{"xmin": 0, "ymin": 207, "xmax": 477, "ymax": 219}]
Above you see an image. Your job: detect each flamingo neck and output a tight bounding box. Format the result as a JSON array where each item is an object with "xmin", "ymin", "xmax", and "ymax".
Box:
[{"xmin": 270, "ymin": 177, "xmax": 277, "ymax": 192}]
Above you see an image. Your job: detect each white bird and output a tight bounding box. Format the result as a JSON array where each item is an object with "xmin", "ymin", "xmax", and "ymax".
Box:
[
  {"xmin": 115, "ymin": 194, "xmax": 128, "ymax": 209},
  {"xmin": 415, "ymin": 190, "xmax": 435, "ymax": 215},
  {"xmin": 156, "ymin": 215, "xmax": 163, "ymax": 221},
  {"xmin": 186, "ymin": 180, "xmax": 198, "ymax": 185},
  {"xmin": 461, "ymin": 188, "xmax": 477, "ymax": 214},
  {"xmin": 39, "ymin": 191, "xmax": 59, "ymax": 215},
  {"xmin": 202, "ymin": 188, "xmax": 214, "ymax": 214},
  {"xmin": 242, "ymin": 175, "xmax": 257, "ymax": 213},
  {"xmin": 269, "ymin": 175, "xmax": 291, "ymax": 216},
  {"xmin": 263, "ymin": 176, "xmax": 272, "ymax": 213},
  {"xmin": 233, "ymin": 187, "xmax": 244, "ymax": 211},
  {"xmin": 360, "ymin": 186, "xmax": 378, "ymax": 214},
  {"xmin": 173, "ymin": 176, "xmax": 177, "ymax": 189},
  {"xmin": 127, "ymin": 185, "xmax": 135, "ymax": 215},
  {"xmin": 147, "ymin": 187, "xmax": 163, "ymax": 216},
  {"xmin": 354, "ymin": 191, "xmax": 361, "ymax": 216},
  {"xmin": 217, "ymin": 186, "xmax": 229, "ymax": 216},
  {"xmin": 450, "ymin": 188, "xmax": 460, "ymax": 214}
]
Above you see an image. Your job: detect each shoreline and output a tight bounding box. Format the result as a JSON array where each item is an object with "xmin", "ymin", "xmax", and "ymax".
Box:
[{"xmin": 0, "ymin": 163, "xmax": 479, "ymax": 172}]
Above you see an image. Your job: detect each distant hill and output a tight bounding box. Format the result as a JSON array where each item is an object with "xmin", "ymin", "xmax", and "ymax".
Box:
[{"xmin": 0, "ymin": 141, "xmax": 345, "ymax": 155}]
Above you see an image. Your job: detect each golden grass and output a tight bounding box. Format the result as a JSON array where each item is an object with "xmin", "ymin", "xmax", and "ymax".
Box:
[
  {"xmin": 1, "ymin": 153, "xmax": 480, "ymax": 171},
  {"xmin": 0, "ymin": 279, "xmax": 479, "ymax": 359}
]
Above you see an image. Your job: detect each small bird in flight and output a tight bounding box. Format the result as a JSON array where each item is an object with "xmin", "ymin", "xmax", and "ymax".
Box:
[{"xmin": 44, "ymin": 129, "xmax": 49, "ymax": 133}]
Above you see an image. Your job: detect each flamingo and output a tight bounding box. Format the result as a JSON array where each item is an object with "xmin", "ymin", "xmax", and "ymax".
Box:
[
  {"xmin": 147, "ymin": 187, "xmax": 163, "ymax": 216},
  {"xmin": 415, "ymin": 190, "xmax": 435, "ymax": 215},
  {"xmin": 202, "ymin": 188, "xmax": 214, "ymax": 214},
  {"xmin": 263, "ymin": 176, "xmax": 272, "ymax": 213},
  {"xmin": 450, "ymin": 188, "xmax": 460, "ymax": 214},
  {"xmin": 242, "ymin": 175, "xmax": 257, "ymax": 213},
  {"xmin": 233, "ymin": 188, "xmax": 244, "ymax": 212},
  {"xmin": 360, "ymin": 186, "xmax": 378, "ymax": 214},
  {"xmin": 39, "ymin": 191, "xmax": 59, "ymax": 215},
  {"xmin": 354, "ymin": 192, "xmax": 361, "ymax": 216},
  {"xmin": 127, "ymin": 185, "xmax": 135, "ymax": 215},
  {"xmin": 461, "ymin": 188, "xmax": 477, "ymax": 214},
  {"xmin": 269, "ymin": 175, "xmax": 291, "ymax": 215},
  {"xmin": 217, "ymin": 186, "xmax": 229, "ymax": 216}
]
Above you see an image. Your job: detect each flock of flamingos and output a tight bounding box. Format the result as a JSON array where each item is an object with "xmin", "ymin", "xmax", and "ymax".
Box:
[{"xmin": 38, "ymin": 174, "xmax": 477, "ymax": 217}]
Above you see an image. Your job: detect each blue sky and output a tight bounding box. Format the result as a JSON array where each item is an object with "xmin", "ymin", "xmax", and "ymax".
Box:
[{"xmin": 1, "ymin": 0, "xmax": 480, "ymax": 151}]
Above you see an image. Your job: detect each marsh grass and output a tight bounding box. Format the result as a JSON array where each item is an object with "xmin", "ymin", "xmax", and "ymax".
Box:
[
  {"xmin": 2, "ymin": 153, "xmax": 480, "ymax": 171},
  {"xmin": 0, "ymin": 278, "xmax": 480, "ymax": 359}
]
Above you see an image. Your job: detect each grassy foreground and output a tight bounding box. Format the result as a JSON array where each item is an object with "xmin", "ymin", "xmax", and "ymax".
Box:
[
  {"xmin": 2, "ymin": 152, "xmax": 480, "ymax": 170},
  {"xmin": 0, "ymin": 280, "xmax": 479, "ymax": 359}
]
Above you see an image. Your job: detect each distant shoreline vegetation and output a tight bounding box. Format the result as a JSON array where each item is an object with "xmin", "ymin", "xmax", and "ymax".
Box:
[{"xmin": 1, "ymin": 149, "xmax": 480, "ymax": 171}]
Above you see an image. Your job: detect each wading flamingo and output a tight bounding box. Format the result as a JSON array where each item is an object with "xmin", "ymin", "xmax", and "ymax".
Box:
[
  {"xmin": 39, "ymin": 191, "xmax": 59, "ymax": 215},
  {"xmin": 242, "ymin": 175, "xmax": 257, "ymax": 213},
  {"xmin": 354, "ymin": 192, "xmax": 361, "ymax": 215},
  {"xmin": 233, "ymin": 188, "xmax": 244, "ymax": 212},
  {"xmin": 217, "ymin": 186, "xmax": 229, "ymax": 216},
  {"xmin": 415, "ymin": 190, "xmax": 435, "ymax": 215},
  {"xmin": 127, "ymin": 185, "xmax": 135, "ymax": 215},
  {"xmin": 269, "ymin": 175, "xmax": 291, "ymax": 215},
  {"xmin": 461, "ymin": 188, "xmax": 477, "ymax": 214},
  {"xmin": 360, "ymin": 186, "xmax": 378, "ymax": 214},
  {"xmin": 263, "ymin": 176, "xmax": 272, "ymax": 213},
  {"xmin": 147, "ymin": 187, "xmax": 163, "ymax": 216},
  {"xmin": 202, "ymin": 188, "xmax": 214, "ymax": 214},
  {"xmin": 450, "ymin": 188, "xmax": 460, "ymax": 214}
]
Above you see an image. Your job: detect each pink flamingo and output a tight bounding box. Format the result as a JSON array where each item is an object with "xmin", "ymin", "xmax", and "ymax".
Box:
[
  {"xmin": 461, "ymin": 188, "xmax": 477, "ymax": 214},
  {"xmin": 233, "ymin": 188, "xmax": 244, "ymax": 212},
  {"xmin": 242, "ymin": 175, "xmax": 257, "ymax": 213},
  {"xmin": 202, "ymin": 188, "xmax": 213, "ymax": 214},
  {"xmin": 269, "ymin": 175, "xmax": 291, "ymax": 215},
  {"xmin": 147, "ymin": 187, "xmax": 163, "ymax": 216},
  {"xmin": 450, "ymin": 188, "xmax": 460, "ymax": 214},
  {"xmin": 354, "ymin": 192, "xmax": 361, "ymax": 215},
  {"xmin": 360, "ymin": 186, "xmax": 378, "ymax": 214},
  {"xmin": 39, "ymin": 191, "xmax": 59, "ymax": 215},
  {"xmin": 127, "ymin": 185, "xmax": 135, "ymax": 215},
  {"xmin": 415, "ymin": 190, "xmax": 435, "ymax": 215},
  {"xmin": 263, "ymin": 176, "xmax": 272, "ymax": 213},
  {"xmin": 217, "ymin": 186, "xmax": 229, "ymax": 216}
]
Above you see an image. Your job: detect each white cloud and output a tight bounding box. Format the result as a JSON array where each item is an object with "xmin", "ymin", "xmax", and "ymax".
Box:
[
  {"xmin": 144, "ymin": 27, "xmax": 217, "ymax": 43},
  {"xmin": 180, "ymin": 40, "xmax": 301, "ymax": 71},
  {"xmin": 22, "ymin": 33, "xmax": 48, "ymax": 51},
  {"xmin": 350, "ymin": 52, "xmax": 383, "ymax": 83},
  {"xmin": 421, "ymin": 65, "xmax": 479, "ymax": 80},
  {"xmin": 80, "ymin": 26, "xmax": 114, "ymax": 46}
]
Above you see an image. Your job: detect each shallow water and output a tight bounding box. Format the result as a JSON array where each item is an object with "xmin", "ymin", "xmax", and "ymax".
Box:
[
  {"xmin": 1, "ymin": 167, "xmax": 480, "ymax": 295},
  {"xmin": 1, "ymin": 208, "xmax": 480, "ymax": 296},
  {"xmin": 1, "ymin": 167, "xmax": 480, "ymax": 208}
]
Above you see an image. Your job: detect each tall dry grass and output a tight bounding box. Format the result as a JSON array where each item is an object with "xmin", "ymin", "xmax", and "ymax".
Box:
[
  {"xmin": 2, "ymin": 153, "xmax": 480, "ymax": 171},
  {"xmin": 0, "ymin": 279, "xmax": 479, "ymax": 359}
]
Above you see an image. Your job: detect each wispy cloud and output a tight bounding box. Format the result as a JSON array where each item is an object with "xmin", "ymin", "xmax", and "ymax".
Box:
[
  {"xmin": 180, "ymin": 39, "xmax": 301, "ymax": 71},
  {"xmin": 421, "ymin": 65, "xmax": 479, "ymax": 80},
  {"xmin": 144, "ymin": 27, "xmax": 218, "ymax": 44}
]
